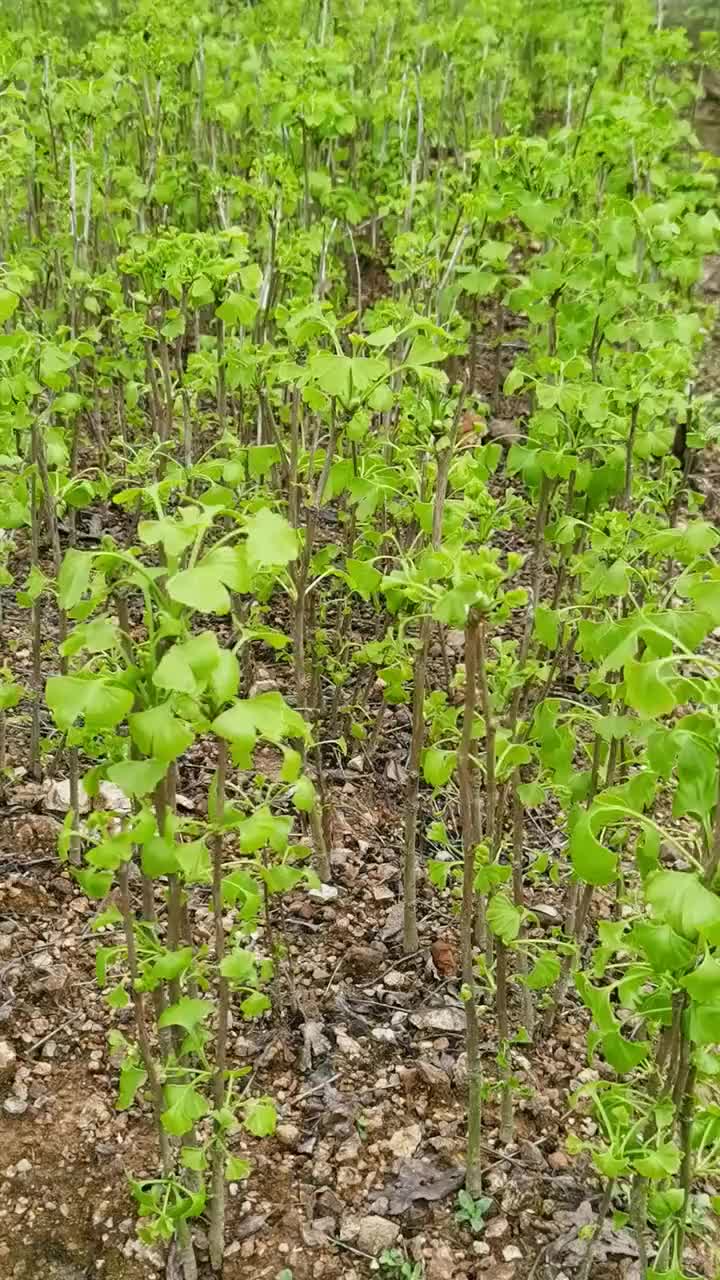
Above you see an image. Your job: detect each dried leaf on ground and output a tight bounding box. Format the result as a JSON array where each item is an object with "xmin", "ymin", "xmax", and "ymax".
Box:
[
  {"xmin": 552, "ymin": 1199, "xmax": 639, "ymax": 1263},
  {"xmin": 370, "ymin": 1158, "xmax": 465, "ymax": 1215},
  {"xmin": 301, "ymin": 1019, "xmax": 331, "ymax": 1071}
]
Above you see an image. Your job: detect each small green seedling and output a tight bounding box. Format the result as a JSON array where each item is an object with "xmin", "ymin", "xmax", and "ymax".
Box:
[
  {"xmin": 374, "ymin": 1248, "xmax": 424, "ymax": 1279},
  {"xmin": 454, "ymin": 1189, "xmax": 493, "ymax": 1234}
]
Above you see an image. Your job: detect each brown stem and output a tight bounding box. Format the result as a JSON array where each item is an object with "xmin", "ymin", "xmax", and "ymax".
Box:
[
  {"xmin": 29, "ymin": 457, "xmax": 42, "ymax": 782},
  {"xmin": 116, "ymin": 595, "xmax": 165, "ymax": 1029},
  {"xmin": 216, "ymin": 318, "xmax": 226, "ymax": 432},
  {"xmin": 474, "ymin": 618, "xmax": 496, "ymax": 962},
  {"xmin": 402, "ymin": 427, "xmax": 459, "ymax": 954},
  {"xmin": 491, "ymin": 296, "xmax": 505, "ymax": 414},
  {"xmin": 496, "ymin": 937, "xmax": 513, "ymax": 1144},
  {"xmin": 309, "ymin": 804, "xmax": 331, "ymax": 884},
  {"xmin": 676, "ymin": 1063, "xmax": 697, "ymax": 1261},
  {"xmin": 511, "ymin": 777, "xmax": 534, "ymax": 1039},
  {"xmin": 562, "ymin": 723, "xmax": 605, "ymax": 933},
  {"xmin": 312, "ymin": 739, "xmax": 332, "ymax": 856},
  {"xmin": 622, "ymin": 404, "xmax": 638, "ymax": 509},
  {"xmin": 437, "ymin": 623, "xmax": 452, "ymax": 697},
  {"xmin": 174, "ymin": 344, "xmax": 193, "ymax": 471},
  {"xmin": 144, "ymin": 340, "xmax": 165, "ymax": 442},
  {"xmin": 154, "ymin": 764, "xmax": 198, "ymax": 1279},
  {"xmin": 662, "ymin": 993, "xmax": 685, "ymax": 1100},
  {"xmin": 549, "ymin": 471, "xmax": 577, "ymax": 608},
  {"xmin": 476, "ymin": 619, "xmax": 496, "ymax": 845},
  {"xmin": 209, "ymin": 741, "xmax": 229, "ymax": 1272},
  {"xmin": 154, "ymin": 775, "xmax": 183, "ymax": 1053},
  {"xmin": 293, "ymin": 414, "xmax": 337, "ymax": 709},
  {"xmin": 118, "ymin": 863, "xmax": 171, "ymax": 1173},
  {"xmin": 288, "ymin": 387, "xmax": 301, "ymax": 531},
  {"xmin": 35, "ymin": 425, "xmax": 80, "ymax": 862},
  {"xmin": 508, "ymin": 473, "xmax": 552, "ymax": 729},
  {"xmin": 543, "ymin": 881, "xmax": 591, "ymax": 1037},
  {"xmin": 402, "ymin": 616, "xmax": 430, "ymax": 956},
  {"xmin": 459, "ymin": 610, "xmax": 483, "ymax": 1196},
  {"xmin": 158, "ymin": 338, "xmax": 174, "ymax": 443}
]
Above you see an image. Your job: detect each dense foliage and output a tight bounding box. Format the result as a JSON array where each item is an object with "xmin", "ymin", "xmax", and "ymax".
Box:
[{"xmin": 1, "ymin": 0, "xmax": 720, "ymax": 1275}]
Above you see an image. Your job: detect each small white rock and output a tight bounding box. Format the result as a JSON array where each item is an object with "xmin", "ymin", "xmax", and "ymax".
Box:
[
  {"xmin": 44, "ymin": 778, "xmax": 90, "ymax": 814},
  {"xmin": 95, "ymin": 781, "xmax": 132, "ymax": 815},
  {"xmin": 533, "ymin": 903, "xmax": 559, "ymax": 922},
  {"xmin": 0, "ymin": 1039, "xmax": 16, "ymax": 1081},
  {"xmin": 388, "ymin": 1123, "xmax": 422, "ymax": 1159},
  {"xmin": 383, "ymin": 969, "xmax": 406, "ymax": 988},
  {"xmin": 3, "ymin": 1098, "xmax": 27, "ymax": 1116},
  {"xmin": 355, "ymin": 1215, "xmax": 400, "ymax": 1255},
  {"xmin": 308, "ymin": 883, "xmax": 339, "ymax": 903},
  {"xmin": 335, "ymin": 1030, "xmax": 362, "ymax": 1059},
  {"xmin": 486, "ymin": 1216, "xmax": 510, "ymax": 1241},
  {"xmin": 276, "ymin": 1123, "xmax": 300, "ymax": 1148}
]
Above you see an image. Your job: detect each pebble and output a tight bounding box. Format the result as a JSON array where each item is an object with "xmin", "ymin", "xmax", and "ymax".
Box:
[
  {"xmin": 486, "ymin": 1215, "xmax": 510, "ymax": 1241},
  {"xmin": 3, "ymin": 1098, "xmax": 27, "ymax": 1116},
  {"xmin": 519, "ymin": 1140, "xmax": 546, "ymax": 1169},
  {"xmin": 308, "ymin": 883, "xmax": 339, "ymax": 903},
  {"xmin": 372, "ymin": 884, "xmax": 395, "ymax": 902},
  {"xmin": 339, "ymin": 1213, "xmax": 361, "ymax": 1243},
  {"xmin": 548, "ymin": 1150, "xmax": 570, "ymax": 1170},
  {"xmin": 0, "ymin": 1039, "xmax": 16, "ymax": 1081},
  {"xmin": 35, "ymin": 964, "xmax": 71, "ymax": 994},
  {"xmin": 426, "ymin": 1243, "xmax": 456, "ymax": 1279},
  {"xmin": 383, "ymin": 969, "xmax": 406, "ymax": 989},
  {"xmin": 95, "ymin": 781, "xmax": 132, "ymax": 814},
  {"xmin": 335, "ymin": 1030, "xmax": 362, "ymax": 1059},
  {"xmin": 503, "ymin": 1245, "xmax": 523, "ymax": 1262},
  {"xmin": 343, "ymin": 944, "xmax": 386, "ymax": 976},
  {"xmin": 276, "ymin": 1123, "xmax": 300, "ymax": 1148},
  {"xmin": 354, "ymin": 1215, "xmax": 400, "ymax": 1255},
  {"xmin": 388, "ymin": 1123, "xmax": 422, "ymax": 1159},
  {"xmin": 533, "ymin": 903, "xmax": 560, "ymax": 922},
  {"xmin": 453, "ymin": 1052, "xmax": 469, "ymax": 1087},
  {"xmin": 487, "ymin": 1168, "xmax": 508, "ymax": 1194},
  {"xmin": 43, "ymin": 777, "xmax": 91, "ymax": 813},
  {"xmin": 51, "ymin": 875, "xmax": 74, "ymax": 898},
  {"xmin": 335, "ymin": 1136, "xmax": 360, "ymax": 1164}
]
